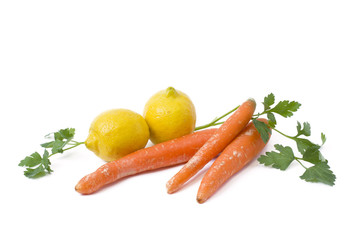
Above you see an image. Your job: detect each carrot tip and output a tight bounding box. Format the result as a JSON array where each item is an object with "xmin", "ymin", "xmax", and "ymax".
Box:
[
  {"xmin": 196, "ymin": 197, "xmax": 205, "ymax": 204},
  {"xmin": 75, "ymin": 183, "xmax": 86, "ymax": 194},
  {"xmin": 166, "ymin": 179, "xmax": 178, "ymax": 194},
  {"xmin": 166, "ymin": 185, "xmax": 176, "ymax": 194}
]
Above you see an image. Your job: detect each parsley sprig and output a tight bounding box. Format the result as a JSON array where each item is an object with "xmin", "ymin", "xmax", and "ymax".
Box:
[
  {"xmin": 19, "ymin": 128, "xmax": 84, "ymax": 178},
  {"xmin": 253, "ymin": 93, "xmax": 336, "ymax": 186}
]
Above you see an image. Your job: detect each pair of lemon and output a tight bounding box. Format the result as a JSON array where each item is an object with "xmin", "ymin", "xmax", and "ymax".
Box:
[{"xmin": 85, "ymin": 87, "xmax": 196, "ymax": 162}]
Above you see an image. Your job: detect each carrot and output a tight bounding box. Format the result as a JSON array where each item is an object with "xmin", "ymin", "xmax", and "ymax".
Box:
[
  {"xmin": 196, "ymin": 118, "xmax": 270, "ymax": 203},
  {"xmin": 166, "ymin": 98, "xmax": 256, "ymax": 194},
  {"xmin": 75, "ymin": 128, "xmax": 217, "ymax": 194}
]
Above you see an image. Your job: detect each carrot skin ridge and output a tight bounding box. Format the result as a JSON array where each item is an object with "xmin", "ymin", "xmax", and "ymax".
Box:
[
  {"xmin": 166, "ymin": 98, "xmax": 256, "ymax": 194},
  {"xmin": 196, "ymin": 118, "xmax": 271, "ymax": 204},
  {"xmin": 75, "ymin": 128, "xmax": 217, "ymax": 195}
]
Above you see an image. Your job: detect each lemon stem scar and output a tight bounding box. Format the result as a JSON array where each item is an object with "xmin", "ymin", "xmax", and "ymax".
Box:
[{"xmin": 166, "ymin": 86, "xmax": 178, "ymax": 97}]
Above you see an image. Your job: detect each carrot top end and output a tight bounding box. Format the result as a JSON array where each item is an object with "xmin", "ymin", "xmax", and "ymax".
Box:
[{"xmin": 247, "ymin": 97, "xmax": 256, "ymax": 107}]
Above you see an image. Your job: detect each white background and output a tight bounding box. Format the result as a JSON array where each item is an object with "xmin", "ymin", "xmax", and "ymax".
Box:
[{"xmin": 1, "ymin": 1, "xmax": 359, "ymax": 239}]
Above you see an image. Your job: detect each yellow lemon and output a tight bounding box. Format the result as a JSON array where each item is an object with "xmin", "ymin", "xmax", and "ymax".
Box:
[
  {"xmin": 144, "ymin": 87, "xmax": 196, "ymax": 144},
  {"xmin": 85, "ymin": 109, "xmax": 149, "ymax": 162}
]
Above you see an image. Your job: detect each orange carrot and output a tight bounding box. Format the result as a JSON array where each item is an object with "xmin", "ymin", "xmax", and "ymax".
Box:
[
  {"xmin": 75, "ymin": 128, "xmax": 217, "ymax": 194},
  {"xmin": 196, "ymin": 118, "xmax": 270, "ymax": 203},
  {"xmin": 166, "ymin": 98, "xmax": 256, "ymax": 194}
]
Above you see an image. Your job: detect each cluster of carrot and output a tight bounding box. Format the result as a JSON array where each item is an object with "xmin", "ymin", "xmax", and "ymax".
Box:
[{"xmin": 75, "ymin": 98, "xmax": 271, "ymax": 203}]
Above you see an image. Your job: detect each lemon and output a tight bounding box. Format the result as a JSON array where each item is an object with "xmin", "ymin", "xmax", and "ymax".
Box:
[
  {"xmin": 143, "ymin": 87, "xmax": 196, "ymax": 144},
  {"xmin": 85, "ymin": 109, "xmax": 149, "ymax": 162}
]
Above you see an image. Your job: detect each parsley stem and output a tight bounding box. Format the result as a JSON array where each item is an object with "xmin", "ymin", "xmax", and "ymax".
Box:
[
  {"xmin": 295, "ymin": 158, "xmax": 308, "ymax": 169},
  {"xmin": 68, "ymin": 140, "xmax": 84, "ymax": 145},
  {"xmin": 272, "ymin": 128, "xmax": 295, "ymax": 140},
  {"xmin": 63, "ymin": 141, "xmax": 84, "ymax": 151},
  {"xmin": 252, "ymin": 110, "xmax": 270, "ymax": 118},
  {"xmin": 195, "ymin": 105, "xmax": 239, "ymax": 131},
  {"xmin": 48, "ymin": 141, "xmax": 85, "ymax": 157}
]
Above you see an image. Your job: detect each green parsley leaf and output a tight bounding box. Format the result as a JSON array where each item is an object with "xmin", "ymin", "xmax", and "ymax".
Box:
[
  {"xmin": 51, "ymin": 139, "xmax": 67, "ymax": 154},
  {"xmin": 258, "ymin": 144, "xmax": 295, "ymax": 170},
  {"xmin": 46, "ymin": 128, "xmax": 75, "ymax": 141},
  {"xmin": 302, "ymin": 145, "xmax": 326, "ymax": 165},
  {"xmin": 40, "ymin": 141, "xmax": 55, "ymax": 148},
  {"xmin": 58, "ymin": 128, "xmax": 75, "ymax": 140},
  {"xmin": 24, "ymin": 165, "xmax": 47, "ymax": 178},
  {"xmin": 271, "ymin": 100, "xmax": 301, "ymax": 118},
  {"xmin": 267, "ymin": 112, "xmax": 277, "ymax": 128},
  {"xmin": 296, "ymin": 121, "xmax": 311, "ymax": 137},
  {"xmin": 42, "ymin": 149, "xmax": 52, "ymax": 173},
  {"xmin": 294, "ymin": 138, "xmax": 319, "ymax": 155},
  {"xmin": 263, "ymin": 93, "xmax": 275, "ymax": 111},
  {"xmin": 300, "ymin": 162, "xmax": 336, "ymax": 186},
  {"xmin": 19, "ymin": 150, "xmax": 53, "ymax": 178},
  {"xmin": 253, "ymin": 118, "xmax": 272, "ymax": 143},
  {"xmin": 19, "ymin": 152, "xmax": 43, "ymax": 167},
  {"xmin": 321, "ymin": 133, "xmax": 327, "ymax": 145}
]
